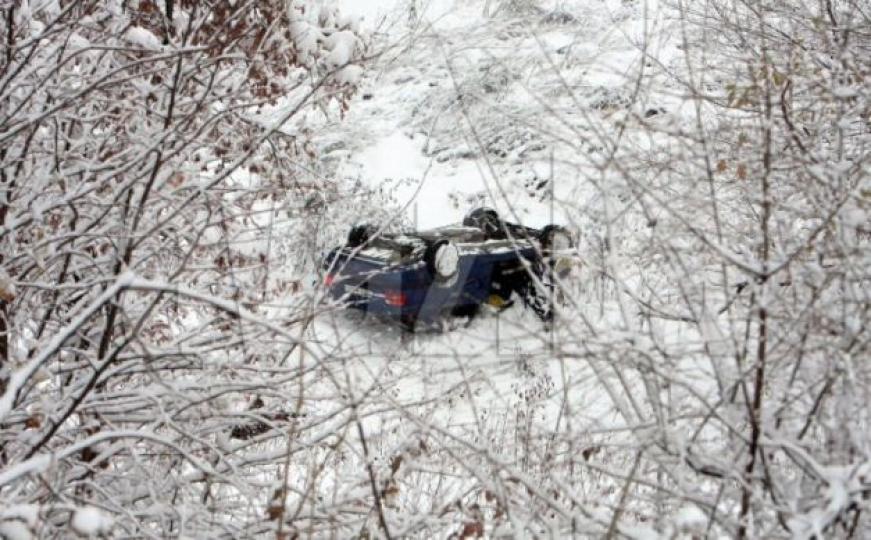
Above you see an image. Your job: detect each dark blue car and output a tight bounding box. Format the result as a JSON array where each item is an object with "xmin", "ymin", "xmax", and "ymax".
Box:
[{"xmin": 322, "ymin": 209, "xmax": 573, "ymax": 330}]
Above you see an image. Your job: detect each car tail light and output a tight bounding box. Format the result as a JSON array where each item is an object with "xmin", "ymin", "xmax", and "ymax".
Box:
[
  {"xmin": 324, "ymin": 274, "xmax": 335, "ymax": 287},
  {"xmin": 384, "ymin": 290, "xmax": 407, "ymax": 307}
]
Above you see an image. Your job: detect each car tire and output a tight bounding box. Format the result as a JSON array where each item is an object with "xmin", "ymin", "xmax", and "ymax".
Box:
[
  {"xmin": 463, "ymin": 207, "xmax": 501, "ymax": 237},
  {"xmin": 347, "ymin": 224, "xmax": 375, "ymax": 247},
  {"xmin": 539, "ymin": 225, "xmax": 573, "ymax": 257},
  {"xmin": 539, "ymin": 225, "xmax": 573, "ymax": 294},
  {"xmin": 425, "ymin": 239, "xmax": 460, "ymax": 285}
]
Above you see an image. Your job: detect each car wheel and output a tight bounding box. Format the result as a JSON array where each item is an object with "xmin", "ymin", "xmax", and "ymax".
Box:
[
  {"xmin": 347, "ymin": 224, "xmax": 375, "ymax": 247},
  {"xmin": 463, "ymin": 207, "xmax": 501, "ymax": 237},
  {"xmin": 539, "ymin": 225, "xmax": 574, "ymax": 277},
  {"xmin": 425, "ymin": 239, "xmax": 460, "ymax": 285},
  {"xmin": 539, "ymin": 225, "xmax": 573, "ymax": 255}
]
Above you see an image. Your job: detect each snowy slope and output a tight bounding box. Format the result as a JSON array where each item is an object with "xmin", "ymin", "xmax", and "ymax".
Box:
[
  {"xmin": 327, "ymin": 0, "xmax": 682, "ymax": 233},
  {"xmin": 297, "ymin": 2, "xmax": 718, "ymax": 496},
  {"xmin": 295, "ymin": 1, "xmax": 733, "ymax": 536}
]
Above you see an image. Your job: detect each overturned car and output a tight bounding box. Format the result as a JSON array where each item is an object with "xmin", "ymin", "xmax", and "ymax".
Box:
[{"xmin": 322, "ymin": 208, "xmax": 574, "ymax": 329}]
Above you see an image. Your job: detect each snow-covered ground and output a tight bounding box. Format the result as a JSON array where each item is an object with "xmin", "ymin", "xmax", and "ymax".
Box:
[
  {"xmin": 327, "ymin": 0, "xmax": 682, "ymax": 233},
  {"xmin": 265, "ymin": 1, "xmax": 710, "ymax": 478},
  {"xmin": 281, "ymin": 0, "xmax": 744, "ymax": 534},
  {"xmin": 317, "ymin": 0, "xmax": 684, "ymax": 325}
]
